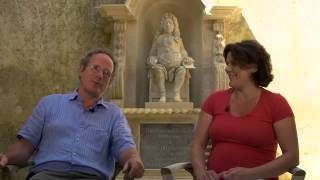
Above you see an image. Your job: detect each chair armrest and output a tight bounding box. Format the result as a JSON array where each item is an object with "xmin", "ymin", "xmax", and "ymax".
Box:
[
  {"xmin": 161, "ymin": 162, "xmax": 195, "ymax": 180},
  {"xmin": 288, "ymin": 167, "xmax": 306, "ymax": 180},
  {"xmin": 111, "ymin": 162, "xmax": 122, "ymax": 180},
  {"xmin": 0, "ymin": 160, "xmax": 33, "ymax": 180},
  {"xmin": 8, "ymin": 160, "xmax": 33, "ymax": 171}
]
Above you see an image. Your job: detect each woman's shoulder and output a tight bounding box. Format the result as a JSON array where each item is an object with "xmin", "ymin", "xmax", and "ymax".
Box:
[
  {"xmin": 261, "ymin": 88, "xmax": 290, "ymax": 107},
  {"xmin": 260, "ymin": 88, "xmax": 293, "ymax": 121},
  {"xmin": 262, "ymin": 88, "xmax": 287, "ymax": 100},
  {"xmin": 206, "ymin": 88, "xmax": 232, "ymax": 101},
  {"xmin": 202, "ymin": 89, "xmax": 231, "ymax": 113},
  {"xmin": 211, "ymin": 88, "xmax": 232, "ymax": 96}
]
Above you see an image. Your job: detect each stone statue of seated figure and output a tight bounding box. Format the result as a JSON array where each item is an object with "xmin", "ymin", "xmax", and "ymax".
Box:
[{"xmin": 147, "ymin": 12, "xmax": 195, "ymax": 102}]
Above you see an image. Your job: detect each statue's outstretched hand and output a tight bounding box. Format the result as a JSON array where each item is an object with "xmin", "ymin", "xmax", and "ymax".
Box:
[
  {"xmin": 147, "ymin": 56, "xmax": 158, "ymax": 67},
  {"xmin": 182, "ymin": 57, "xmax": 195, "ymax": 69}
]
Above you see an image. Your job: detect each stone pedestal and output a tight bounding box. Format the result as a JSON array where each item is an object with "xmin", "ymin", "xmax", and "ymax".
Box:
[
  {"xmin": 123, "ymin": 108, "xmax": 200, "ymax": 173},
  {"xmin": 145, "ymin": 102, "xmax": 194, "ymax": 109}
]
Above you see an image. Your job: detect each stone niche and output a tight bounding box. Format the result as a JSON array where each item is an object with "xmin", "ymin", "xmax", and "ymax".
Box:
[
  {"xmin": 97, "ymin": 0, "xmax": 239, "ymax": 177},
  {"xmin": 98, "ymin": 0, "xmax": 205, "ymax": 108}
]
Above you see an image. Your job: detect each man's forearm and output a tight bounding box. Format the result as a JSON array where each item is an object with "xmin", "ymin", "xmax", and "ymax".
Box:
[
  {"xmin": 119, "ymin": 147, "xmax": 141, "ymax": 165},
  {"xmin": 5, "ymin": 139, "xmax": 35, "ymax": 165}
]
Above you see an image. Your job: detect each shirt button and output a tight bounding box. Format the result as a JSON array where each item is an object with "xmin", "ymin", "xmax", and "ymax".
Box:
[{"xmin": 73, "ymin": 152, "xmax": 77, "ymax": 156}]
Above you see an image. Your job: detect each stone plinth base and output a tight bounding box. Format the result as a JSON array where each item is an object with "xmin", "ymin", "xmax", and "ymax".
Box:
[
  {"xmin": 145, "ymin": 102, "xmax": 194, "ymax": 109},
  {"xmin": 123, "ymin": 107, "xmax": 199, "ymax": 170}
]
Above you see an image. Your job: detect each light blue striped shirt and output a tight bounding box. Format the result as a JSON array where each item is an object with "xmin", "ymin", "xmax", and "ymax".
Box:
[{"xmin": 18, "ymin": 91, "xmax": 136, "ymax": 179}]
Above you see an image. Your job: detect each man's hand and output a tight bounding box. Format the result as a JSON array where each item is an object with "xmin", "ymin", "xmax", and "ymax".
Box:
[
  {"xmin": 122, "ymin": 156, "xmax": 144, "ymax": 179},
  {"xmin": 0, "ymin": 154, "xmax": 8, "ymax": 168}
]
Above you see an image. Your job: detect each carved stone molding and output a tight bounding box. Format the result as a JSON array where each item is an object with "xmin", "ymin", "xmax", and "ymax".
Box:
[
  {"xmin": 205, "ymin": 6, "xmax": 238, "ymax": 20},
  {"xmin": 213, "ymin": 20, "xmax": 224, "ymax": 34},
  {"xmin": 122, "ymin": 108, "xmax": 201, "ymax": 115},
  {"xmin": 212, "ymin": 18, "xmax": 229, "ymax": 90},
  {"xmin": 126, "ymin": 0, "xmax": 138, "ymax": 16},
  {"xmin": 109, "ymin": 20, "xmax": 127, "ymax": 104},
  {"xmin": 96, "ymin": 4, "xmax": 135, "ymax": 20}
]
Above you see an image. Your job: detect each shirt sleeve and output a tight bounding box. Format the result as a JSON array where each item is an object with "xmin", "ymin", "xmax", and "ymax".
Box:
[
  {"xmin": 202, "ymin": 93, "xmax": 216, "ymax": 115},
  {"xmin": 110, "ymin": 109, "xmax": 136, "ymax": 161},
  {"xmin": 271, "ymin": 93, "xmax": 294, "ymax": 123},
  {"xmin": 17, "ymin": 97, "xmax": 47, "ymax": 149}
]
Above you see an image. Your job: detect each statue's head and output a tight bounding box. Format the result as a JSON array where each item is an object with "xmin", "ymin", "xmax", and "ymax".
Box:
[
  {"xmin": 216, "ymin": 34, "xmax": 224, "ymax": 41},
  {"xmin": 159, "ymin": 13, "xmax": 180, "ymax": 37},
  {"xmin": 215, "ymin": 33, "xmax": 225, "ymax": 48}
]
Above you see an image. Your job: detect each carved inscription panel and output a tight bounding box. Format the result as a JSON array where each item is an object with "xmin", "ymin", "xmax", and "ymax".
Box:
[{"xmin": 140, "ymin": 123, "xmax": 193, "ymax": 169}]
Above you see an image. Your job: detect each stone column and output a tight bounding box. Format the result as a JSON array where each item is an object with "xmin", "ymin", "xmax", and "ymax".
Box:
[
  {"xmin": 109, "ymin": 20, "xmax": 127, "ymax": 106},
  {"xmin": 212, "ymin": 20, "xmax": 229, "ymax": 90}
]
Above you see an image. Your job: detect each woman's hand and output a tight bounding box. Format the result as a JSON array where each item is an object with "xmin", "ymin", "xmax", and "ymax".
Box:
[
  {"xmin": 196, "ymin": 169, "xmax": 220, "ymax": 180},
  {"xmin": 219, "ymin": 167, "xmax": 257, "ymax": 180}
]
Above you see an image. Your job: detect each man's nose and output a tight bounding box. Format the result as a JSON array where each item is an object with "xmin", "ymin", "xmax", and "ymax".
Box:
[{"xmin": 96, "ymin": 70, "xmax": 104, "ymax": 78}]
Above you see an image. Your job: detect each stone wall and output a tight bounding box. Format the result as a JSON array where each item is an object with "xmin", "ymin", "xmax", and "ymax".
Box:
[
  {"xmin": 224, "ymin": 8, "xmax": 255, "ymax": 43},
  {"xmin": 0, "ymin": 0, "xmax": 113, "ymax": 151}
]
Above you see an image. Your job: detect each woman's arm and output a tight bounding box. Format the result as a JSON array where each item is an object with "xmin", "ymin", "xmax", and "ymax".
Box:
[
  {"xmin": 253, "ymin": 116, "xmax": 299, "ymax": 178},
  {"xmin": 191, "ymin": 111, "xmax": 219, "ymax": 180}
]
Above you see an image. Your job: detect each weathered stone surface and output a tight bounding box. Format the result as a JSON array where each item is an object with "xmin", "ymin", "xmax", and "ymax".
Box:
[
  {"xmin": 145, "ymin": 102, "xmax": 194, "ymax": 109},
  {"xmin": 224, "ymin": 8, "xmax": 255, "ymax": 44},
  {"xmin": 140, "ymin": 124, "xmax": 193, "ymax": 169},
  {"xmin": 0, "ymin": 0, "xmax": 112, "ymax": 151}
]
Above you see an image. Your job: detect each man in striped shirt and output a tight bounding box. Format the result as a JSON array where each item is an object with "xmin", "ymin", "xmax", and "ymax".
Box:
[{"xmin": 0, "ymin": 49, "xmax": 144, "ymax": 180}]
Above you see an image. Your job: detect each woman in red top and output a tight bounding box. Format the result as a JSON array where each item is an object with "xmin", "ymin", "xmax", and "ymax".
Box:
[{"xmin": 191, "ymin": 40, "xmax": 299, "ymax": 180}]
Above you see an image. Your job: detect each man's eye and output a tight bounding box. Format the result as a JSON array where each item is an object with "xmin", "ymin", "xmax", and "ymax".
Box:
[
  {"xmin": 94, "ymin": 65, "xmax": 100, "ymax": 71},
  {"xmin": 103, "ymin": 71, "xmax": 111, "ymax": 77}
]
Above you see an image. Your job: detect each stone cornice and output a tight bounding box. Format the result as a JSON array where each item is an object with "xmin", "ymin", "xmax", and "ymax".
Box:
[
  {"xmin": 122, "ymin": 108, "xmax": 201, "ymax": 115},
  {"xmin": 96, "ymin": 4, "xmax": 135, "ymax": 20},
  {"xmin": 204, "ymin": 6, "xmax": 239, "ymax": 20}
]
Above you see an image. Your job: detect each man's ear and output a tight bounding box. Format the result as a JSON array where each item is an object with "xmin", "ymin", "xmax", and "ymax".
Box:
[
  {"xmin": 80, "ymin": 65, "xmax": 85, "ymax": 72},
  {"xmin": 109, "ymin": 75, "xmax": 114, "ymax": 84}
]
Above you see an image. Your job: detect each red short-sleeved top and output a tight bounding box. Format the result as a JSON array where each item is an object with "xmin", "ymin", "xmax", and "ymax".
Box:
[{"xmin": 202, "ymin": 88, "xmax": 294, "ymax": 180}]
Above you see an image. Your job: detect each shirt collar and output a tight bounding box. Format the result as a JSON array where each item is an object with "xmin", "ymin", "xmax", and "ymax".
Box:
[
  {"xmin": 68, "ymin": 90, "xmax": 79, "ymax": 101},
  {"xmin": 68, "ymin": 90, "xmax": 108, "ymax": 109}
]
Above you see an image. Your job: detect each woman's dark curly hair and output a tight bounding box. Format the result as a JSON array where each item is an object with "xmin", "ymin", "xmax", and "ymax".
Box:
[{"xmin": 223, "ymin": 40, "xmax": 274, "ymax": 87}]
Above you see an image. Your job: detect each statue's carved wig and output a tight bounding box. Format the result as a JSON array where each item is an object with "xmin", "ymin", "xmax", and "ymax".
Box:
[{"xmin": 154, "ymin": 12, "xmax": 181, "ymax": 41}]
